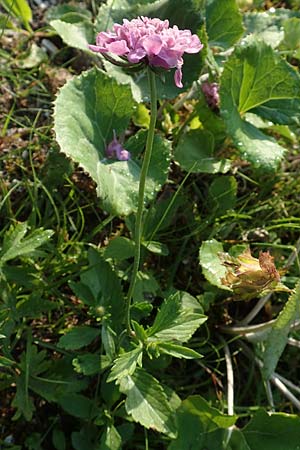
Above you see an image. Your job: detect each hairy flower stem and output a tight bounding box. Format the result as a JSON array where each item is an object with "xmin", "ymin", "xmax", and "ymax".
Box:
[{"xmin": 125, "ymin": 68, "xmax": 157, "ymax": 335}]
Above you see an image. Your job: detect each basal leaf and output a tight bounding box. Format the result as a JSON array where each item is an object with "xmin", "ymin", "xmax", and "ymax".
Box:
[
  {"xmin": 104, "ymin": 236, "xmax": 135, "ymax": 261},
  {"xmin": 54, "ymin": 68, "xmax": 133, "ymax": 214},
  {"xmin": 174, "ymin": 129, "xmax": 231, "ymax": 174},
  {"xmin": 199, "ymin": 239, "xmax": 230, "ymax": 290},
  {"xmin": 243, "ymin": 9, "xmax": 300, "ymax": 49},
  {"xmin": 261, "ymin": 280, "xmax": 300, "ymax": 379},
  {"xmin": 147, "ymin": 291, "xmax": 206, "ymax": 342},
  {"xmin": 46, "ymin": 4, "xmax": 92, "ymax": 22},
  {"xmin": 72, "ymin": 354, "xmax": 110, "ymax": 376},
  {"xmin": 132, "ymin": 270, "xmax": 160, "ymax": 303},
  {"xmin": 243, "ymin": 409, "xmax": 300, "ymax": 450},
  {"xmin": 107, "ymin": 346, "xmax": 143, "ymax": 383},
  {"xmin": 100, "ymin": 425, "xmax": 122, "ymax": 450},
  {"xmin": 50, "ymin": 16, "xmax": 95, "ymax": 51},
  {"xmin": 194, "ymin": 97, "xmax": 227, "ymax": 148},
  {"xmin": 81, "ymin": 248, "xmax": 124, "ymax": 328},
  {"xmin": 228, "ymin": 42, "xmax": 299, "ymax": 114},
  {"xmin": 228, "ymin": 428, "xmax": 251, "ymax": 450},
  {"xmin": 58, "ymin": 326, "xmax": 100, "ymax": 350},
  {"xmin": 142, "ymin": 240, "xmax": 169, "ymax": 256},
  {"xmin": 54, "ymin": 68, "xmax": 134, "ymax": 180},
  {"xmin": 251, "ymin": 98, "xmax": 300, "ymax": 126},
  {"xmin": 232, "ymin": 118, "xmax": 286, "ymax": 171},
  {"xmin": 206, "ymin": 0, "xmax": 244, "ymax": 49},
  {"xmin": 58, "ymin": 393, "xmax": 96, "ymax": 419},
  {"xmin": 12, "ymin": 375, "xmax": 35, "ymax": 421},
  {"xmin": 119, "ymin": 367, "xmax": 177, "ymax": 437},
  {"xmin": 0, "ymin": 222, "xmax": 53, "ymax": 266},
  {"xmin": 54, "ymin": 69, "xmax": 170, "ymax": 215},
  {"xmin": 220, "ymin": 39, "xmax": 300, "ymax": 171},
  {"xmin": 208, "ymin": 176, "xmax": 237, "ymax": 217},
  {"xmin": 282, "ymin": 18, "xmax": 300, "ymax": 59},
  {"xmin": 168, "ymin": 395, "xmax": 236, "ymax": 450}
]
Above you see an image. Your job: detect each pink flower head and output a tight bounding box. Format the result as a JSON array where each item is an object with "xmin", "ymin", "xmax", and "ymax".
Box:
[
  {"xmin": 106, "ymin": 132, "xmax": 131, "ymax": 161},
  {"xmin": 201, "ymin": 82, "xmax": 220, "ymax": 109},
  {"xmin": 89, "ymin": 16, "xmax": 203, "ymax": 88}
]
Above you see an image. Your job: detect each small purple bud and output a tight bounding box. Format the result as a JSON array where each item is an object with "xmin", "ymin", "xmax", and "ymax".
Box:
[
  {"xmin": 116, "ymin": 147, "xmax": 131, "ymax": 161},
  {"xmin": 105, "ymin": 131, "xmax": 131, "ymax": 161},
  {"xmin": 201, "ymin": 82, "xmax": 220, "ymax": 109}
]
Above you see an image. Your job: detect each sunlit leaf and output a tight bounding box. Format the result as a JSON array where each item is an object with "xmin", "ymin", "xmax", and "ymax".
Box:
[
  {"xmin": 120, "ymin": 368, "xmax": 177, "ymax": 437},
  {"xmin": 147, "ymin": 291, "xmax": 206, "ymax": 342},
  {"xmin": 262, "ymin": 280, "xmax": 300, "ymax": 379}
]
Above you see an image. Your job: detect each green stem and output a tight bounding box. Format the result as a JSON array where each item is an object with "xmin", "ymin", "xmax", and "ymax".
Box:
[{"xmin": 125, "ymin": 68, "xmax": 157, "ymax": 335}]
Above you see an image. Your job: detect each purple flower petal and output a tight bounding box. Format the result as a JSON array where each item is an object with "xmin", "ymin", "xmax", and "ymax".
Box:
[
  {"xmin": 89, "ymin": 16, "xmax": 203, "ymax": 88},
  {"xmin": 142, "ymin": 35, "xmax": 163, "ymax": 56},
  {"xmin": 105, "ymin": 133, "xmax": 130, "ymax": 161},
  {"xmin": 116, "ymin": 148, "xmax": 131, "ymax": 161},
  {"xmin": 106, "ymin": 40, "xmax": 130, "ymax": 55},
  {"xmin": 174, "ymin": 68, "xmax": 183, "ymax": 88}
]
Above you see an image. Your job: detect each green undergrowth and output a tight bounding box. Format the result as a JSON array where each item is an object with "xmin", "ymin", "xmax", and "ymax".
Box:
[{"xmin": 1, "ymin": 0, "xmax": 300, "ymax": 449}]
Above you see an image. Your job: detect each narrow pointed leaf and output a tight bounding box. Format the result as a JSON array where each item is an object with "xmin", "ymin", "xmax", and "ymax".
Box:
[
  {"xmin": 156, "ymin": 342, "xmax": 203, "ymax": 359},
  {"xmin": 107, "ymin": 346, "xmax": 143, "ymax": 383},
  {"xmin": 262, "ymin": 280, "xmax": 300, "ymax": 379}
]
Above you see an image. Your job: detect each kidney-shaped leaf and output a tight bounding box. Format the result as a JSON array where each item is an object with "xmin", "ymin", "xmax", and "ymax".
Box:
[
  {"xmin": 243, "ymin": 409, "xmax": 300, "ymax": 450},
  {"xmin": 174, "ymin": 129, "xmax": 231, "ymax": 174},
  {"xmin": 206, "ymin": 0, "xmax": 244, "ymax": 49},
  {"xmin": 54, "ymin": 68, "xmax": 170, "ymax": 215},
  {"xmin": 168, "ymin": 395, "xmax": 236, "ymax": 450},
  {"xmin": 220, "ymin": 39, "xmax": 300, "ymax": 171}
]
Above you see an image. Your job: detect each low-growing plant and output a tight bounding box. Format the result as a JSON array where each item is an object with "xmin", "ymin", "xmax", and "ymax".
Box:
[{"xmin": 1, "ymin": 0, "xmax": 300, "ymax": 449}]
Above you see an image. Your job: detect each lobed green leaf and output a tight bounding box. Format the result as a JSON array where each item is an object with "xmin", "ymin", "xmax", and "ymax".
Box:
[
  {"xmin": 58, "ymin": 326, "xmax": 100, "ymax": 351},
  {"xmin": 120, "ymin": 367, "xmax": 177, "ymax": 437},
  {"xmin": 147, "ymin": 291, "xmax": 206, "ymax": 342}
]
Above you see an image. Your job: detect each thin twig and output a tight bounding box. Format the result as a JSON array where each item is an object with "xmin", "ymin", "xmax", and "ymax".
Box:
[
  {"xmin": 287, "ymin": 337, "xmax": 300, "ymax": 349},
  {"xmin": 276, "ymin": 373, "xmax": 300, "ymax": 396},
  {"xmin": 240, "ymin": 341, "xmax": 300, "ymax": 411},
  {"xmin": 263, "ymin": 379, "xmax": 275, "ymax": 412},
  {"xmin": 284, "ymin": 236, "xmax": 300, "ymax": 269},
  {"xmin": 219, "ymin": 319, "xmax": 276, "ymax": 336},
  {"xmin": 239, "ymin": 293, "xmax": 272, "ymax": 326},
  {"xmin": 220, "ymin": 319, "xmax": 300, "ymax": 342},
  {"xmin": 219, "ymin": 336, "xmax": 234, "ymax": 416},
  {"xmin": 270, "ymin": 376, "xmax": 300, "ymax": 411},
  {"xmin": 219, "ymin": 336, "xmax": 235, "ymax": 450}
]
